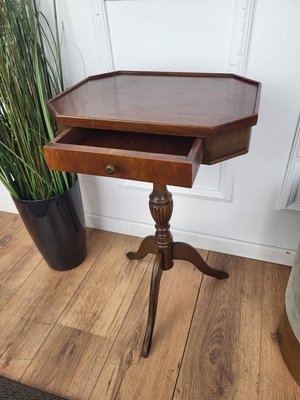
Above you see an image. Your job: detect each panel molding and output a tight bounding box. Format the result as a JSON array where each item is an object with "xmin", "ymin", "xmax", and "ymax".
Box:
[
  {"xmin": 122, "ymin": 160, "xmax": 235, "ymax": 202},
  {"xmin": 278, "ymin": 113, "xmax": 300, "ymax": 212},
  {"xmin": 90, "ymin": 0, "xmax": 114, "ymax": 72},
  {"xmin": 122, "ymin": 0, "xmax": 256, "ymax": 202},
  {"xmin": 0, "ymin": 1, "xmax": 256, "ymax": 208},
  {"xmin": 215, "ymin": 0, "xmax": 256, "ymax": 201},
  {"xmin": 228, "ymin": 0, "xmax": 256, "ymax": 74}
]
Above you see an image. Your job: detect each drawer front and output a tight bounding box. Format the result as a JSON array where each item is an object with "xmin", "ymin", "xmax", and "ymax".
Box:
[{"xmin": 44, "ymin": 128, "xmax": 203, "ymax": 188}]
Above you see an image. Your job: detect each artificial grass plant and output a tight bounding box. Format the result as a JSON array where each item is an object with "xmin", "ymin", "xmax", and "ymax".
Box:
[{"xmin": 0, "ymin": 0, "xmax": 75, "ymax": 200}]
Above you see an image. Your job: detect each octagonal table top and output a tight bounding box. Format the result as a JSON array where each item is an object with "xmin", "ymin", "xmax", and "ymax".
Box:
[{"xmin": 48, "ymin": 71, "xmax": 261, "ymax": 138}]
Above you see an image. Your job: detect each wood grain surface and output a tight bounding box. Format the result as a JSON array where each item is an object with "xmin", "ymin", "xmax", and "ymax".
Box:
[
  {"xmin": 90, "ymin": 251, "xmax": 207, "ymax": 400},
  {"xmin": 0, "ymin": 224, "xmax": 42, "ymax": 310},
  {"xmin": 174, "ymin": 253, "xmax": 264, "ymax": 400},
  {"xmin": 0, "ymin": 212, "xmax": 295, "ymax": 400},
  {"xmin": 44, "ymin": 128, "xmax": 203, "ymax": 188},
  {"xmin": 21, "ymin": 324, "xmax": 108, "ymax": 400},
  {"xmin": 2, "ymin": 229, "xmax": 111, "ymax": 323},
  {"xmin": 0, "ymin": 314, "xmax": 53, "ymax": 380},
  {"xmin": 0, "ymin": 227, "xmax": 111, "ymax": 380},
  {"xmin": 48, "ymin": 71, "xmax": 260, "ymax": 137},
  {"xmin": 0, "ymin": 212, "xmax": 22, "ymax": 237},
  {"xmin": 59, "ymin": 234, "xmax": 151, "ymax": 339}
]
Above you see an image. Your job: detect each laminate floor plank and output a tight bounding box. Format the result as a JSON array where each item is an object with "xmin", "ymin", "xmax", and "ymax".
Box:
[
  {"xmin": 20, "ymin": 235, "xmax": 153, "ymax": 400},
  {"xmin": 89, "ymin": 250, "xmax": 207, "ymax": 400},
  {"xmin": 0, "ymin": 229, "xmax": 111, "ymax": 380},
  {"xmin": 0, "ymin": 210, "xmax": 296, "ymax": 400},
  {"xmin": 0, "ymin": 223, "xmax": 43, "ymax": 310},
  {"xmin": 174, "ymin": 253, "xmax": 264, "ymax": 400},
  {"xmin": 0, "ymin": 315, "xmax": 52, "ymax": 380},
  {"xmin": 2, "ymin": 229, "xmax": 111, "ymax": 323},
  {"xmin": 59, "ymin": 234, "xmax": 150, "ymax": 339},
  {"xmin": 0, "ymin": 212, "xmax": 23, "ymax": 238},
  {"xmin": 258, "ymin": 263, "xmax": 300, "ymax": 400},
  {"xmin": 21, "ymin": 324, "xmax": 109, "ymax": 400}
]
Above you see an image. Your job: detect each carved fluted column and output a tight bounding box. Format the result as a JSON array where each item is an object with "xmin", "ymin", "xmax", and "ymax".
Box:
[{"xmin": 149, "ymin": 184, "xmax": 174, "ymax": 270}]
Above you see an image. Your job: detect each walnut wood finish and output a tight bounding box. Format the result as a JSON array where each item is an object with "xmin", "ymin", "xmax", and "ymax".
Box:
[
  {"xmin": 203, "ymin": 127, "xmax": 252, "ymax": 165},
  {"xmin": 45, "ymin": 72, "xmax": 261, "ymax": 168},
  {"xmin": 48, "ymin": 71, "xmax": 260, "ymax": 138},
  {"xmin": 44, "ymin": 70, "xmax": 260, "ymax": 359},
  {"xmin": 149, "ymin": 184, "xmax": 174, "ymax": 270},
  {"xmin": 141, "ymin": 252, "xmax": 163, "ymax": 358},
  {"xmin": 44, "ymin": 128, "xmax": 203, "ymax": 188},
  {"xmin": 126, "ymin": 184, "xmax": 229, "ymax": 357},
  {"xmin": 126, "ymin": 236, "xmax": 157, "ymax": 260},
  {"xmin": 173, "ymin": 242, "xmax": 229, "ymax": 279}
]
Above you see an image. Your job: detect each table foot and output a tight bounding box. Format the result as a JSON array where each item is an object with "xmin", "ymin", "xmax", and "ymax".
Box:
[
  {"xmin": 141, "ymin": 252, "xmax": 163, "ymax": 358},
  {"xmin": 126, "ymin": 235, "xmax": 156, "ymax": 260},
  {"xmin": 173, "ymin": 242, "xmax": 229, "ymax": 280}
]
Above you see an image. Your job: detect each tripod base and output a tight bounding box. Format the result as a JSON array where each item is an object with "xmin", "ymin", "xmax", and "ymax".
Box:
[{"xmin": 126, "ymin": 184, "xmax": 229, "ymax": 357}]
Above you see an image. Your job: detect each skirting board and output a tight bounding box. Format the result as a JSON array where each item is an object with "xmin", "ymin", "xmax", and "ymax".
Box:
[
  {"xmin": 85, "ymin": 212, "xmax": 295, "ymax": 266},
  {"xmin": 2, "ymin": 196, "xmax": 295, "ymax": 266}
]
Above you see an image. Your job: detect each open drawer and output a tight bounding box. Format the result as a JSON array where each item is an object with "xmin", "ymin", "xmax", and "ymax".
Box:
[{"xmin": 44, "ymin": 128, "xmax": 203, "ymax": 188}]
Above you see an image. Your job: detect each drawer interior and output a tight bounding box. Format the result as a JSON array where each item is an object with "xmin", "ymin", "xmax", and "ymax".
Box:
[
  {"xmin": 58, "ymin": 128, "xmax": 195, "ymax": 157},
  {"xmin": 45, "ymin": 127, "xmax": 204, "ymax": 187}
]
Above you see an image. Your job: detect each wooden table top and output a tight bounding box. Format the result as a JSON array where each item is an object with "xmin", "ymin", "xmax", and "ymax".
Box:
[{"xmin": 48, "ymin": 71, "xmax": 261, "ymax": 138}]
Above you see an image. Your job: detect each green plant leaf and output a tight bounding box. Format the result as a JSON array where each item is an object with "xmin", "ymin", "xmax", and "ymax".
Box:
[{"xmin": 0, "ymin": 0, "xmax": 76, "ymax": 200}]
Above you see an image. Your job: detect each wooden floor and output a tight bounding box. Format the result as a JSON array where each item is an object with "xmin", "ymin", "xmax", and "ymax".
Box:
[{"xmin": 0, "ymin": 211, "xmax": 299, "ymax": 400}]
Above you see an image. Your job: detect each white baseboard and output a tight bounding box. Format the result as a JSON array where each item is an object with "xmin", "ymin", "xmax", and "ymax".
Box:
[
  {"xmin": 1, "ymin": 194, "xmax": 295, "ymax": 266},
  {"xmin": 85, "ymin": 212, "xmax": 296, "ymax": 267},
  {"xmin": 0, "ymin": 198, "xmax": 18, "ymax": 214}
]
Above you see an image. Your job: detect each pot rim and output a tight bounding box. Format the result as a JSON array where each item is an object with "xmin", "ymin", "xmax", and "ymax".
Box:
[{"xmin": 12, "ymin": 178, "xmax": 79, "ymax": 204}]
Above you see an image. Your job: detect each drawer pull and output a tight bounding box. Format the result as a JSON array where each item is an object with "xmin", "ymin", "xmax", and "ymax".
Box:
[{"xmin": 106, "ymin": 164, "xmax": 116, "ymax": 175}]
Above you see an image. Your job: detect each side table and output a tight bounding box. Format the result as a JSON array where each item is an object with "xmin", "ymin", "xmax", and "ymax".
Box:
[{"xmin": 44, "ymin": 71, "xmax": 261, "ymax": 357}]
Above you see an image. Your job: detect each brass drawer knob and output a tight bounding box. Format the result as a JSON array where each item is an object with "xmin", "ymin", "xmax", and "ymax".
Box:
[{"xmin": 105, "ymin": 164, "xmax": 116, "ymax": 175}]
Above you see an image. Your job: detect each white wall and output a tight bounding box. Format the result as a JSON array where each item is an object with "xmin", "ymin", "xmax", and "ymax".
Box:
[{"xmin": 2, "ymin": 0, "xmax": 300, "ymax": 265}]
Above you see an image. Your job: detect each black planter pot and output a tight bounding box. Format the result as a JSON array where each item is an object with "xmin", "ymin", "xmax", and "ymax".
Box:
[{"xmin": 13, "ymin": 180, "xmax": 87, "ymax": 271}]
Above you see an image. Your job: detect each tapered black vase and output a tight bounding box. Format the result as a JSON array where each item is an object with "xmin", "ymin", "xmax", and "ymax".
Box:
[{"xmin": 13, "ymin": 180, "xmax": 87, "ymax": 271}]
